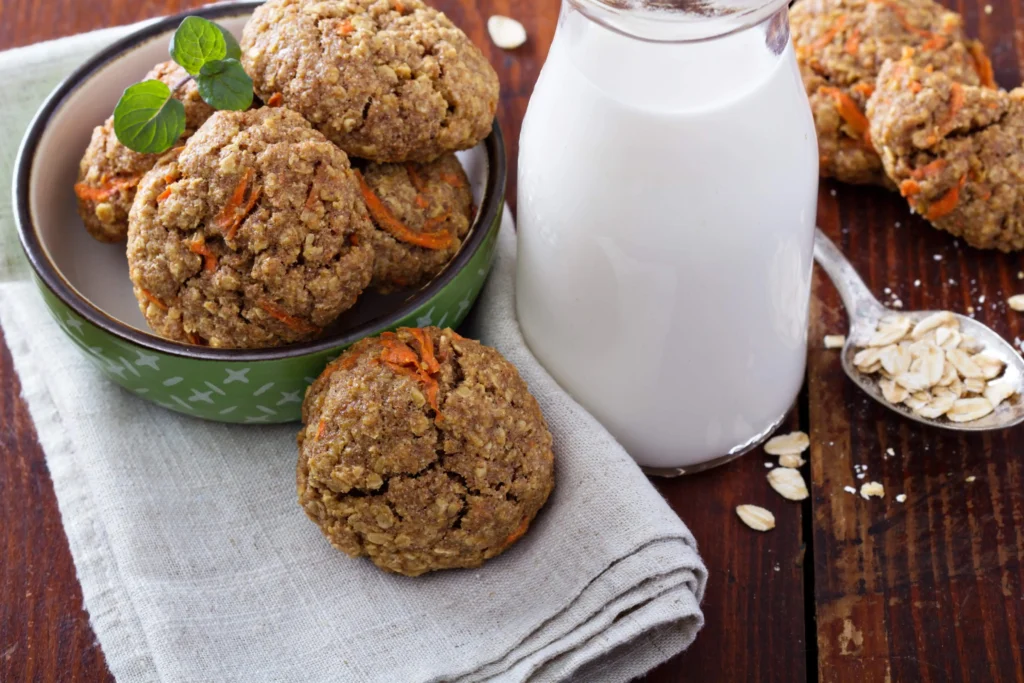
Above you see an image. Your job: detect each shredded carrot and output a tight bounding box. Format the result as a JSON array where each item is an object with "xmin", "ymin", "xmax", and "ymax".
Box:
[
  {"xmin": 316, "ymin": 419, "xmax": 326, "ymax": 440},
  {"xmin": 306, "ymin": 165, "xmax": 326, "ymax": 211},
  {"xmin": 215, "ymin": 169, "xmax": 255, "ymax": 237},
  {"xmin": 942, "ymin": 82, "xmax": 965, "ymax": 130},
  {"xmin": 157, "ymin": 187, "xmax": 173, "ymax": 203},
  {"xmin": 380, "ymin": 338, "xmax": 420, "ymax": 367},
  {"xmin": 502, "ymin": 518, "xmax": 530, "ymax": 548},
  {"xmin": 188, "ymin": 236, "xmax": 218, "ymax": 272},
  {"xmin": 408, "ymin": 328, "xmax": 440, "ymax": 374},
  {"xmin": 852, "ymin": 82, "xmax": 875, "ymax": 98},
  {"xmin": 267, "ymin": 92, "xmax": 283, "ymax": 107},
  {"xmin": 355, "ymin": 170, "xmax": 454, "ymax": 250},
  {"xmin": 910, "ymin": 158, "xmax": 947, "ymax": 180},
  {"xmin": 900, "ymin": 179, "xmax": 921, "ymax": 197},
  {"xmin": 925, "ymin": 175, "xmax": 966, "ymax": 220},
  {"xmin": 820, "ymin": 87, "xmax": 871, "ymax": 142},
  {"xmin": 73, "ymin": 175, "xmax": 140, "ymax": 202},
  {"xmin": 164, "ymin": 173, "xmax": 177, "ymax": 184},
  {"xmin": 968, "ymin": 42, "xmax": 997, "ymax": 89},
  {"xmin": 844, "ymin": 28, "xmax": 861, "ymax": 55},
  {"xmin": 338, "ymin": 20, "xmax": 354, "ymax": 35},
  {"xmin": 139, "ymin": 287, "xmax": 168, "ymax": 312},
  {"xmin": 439, "ymin": 172, "xmax": 465, "ymax": 189},
  {"xmin": 394, "ymin": 0, "xmax": 405, "ymax": 13},
  {"xmin": 406, "ymin": 164, "xmax": 428, "ymax": 193},
  {"xmin": 909, "ymin": 81, "xmax": 923, "ymax": 93},
  {"xmin": 350, "ymin": 233, "xmax": 360, "ymax": 246},
  {"xmin": 377, "ymin": 329, "xmax": 445, "ymax": 420},
  {"xmin": 810, "ymin": 15, "xmax": 847, "ymax": 50},
  {"xmin": 920, "ymin": 34, "xmax": 947, "ymax": 51},
  {"xmin": 979, "ymin": 187, "xmax": 992, "ymax": 201},
  {"xmin": 257, "ymin": 299, "xmax": 319, "ymax": 334},
  {"xmin": 186, "ymin": 332, "xmax": 203, "ymax": 346},
  {"xmin": 422, "ymin": 210, "xmax": 451, "ymax": 233},
  {"xmin": 414, "ymin": 195, "xmax": 430, "ymax": 209}
]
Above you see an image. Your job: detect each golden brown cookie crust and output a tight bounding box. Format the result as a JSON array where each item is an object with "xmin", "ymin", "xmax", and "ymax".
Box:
[
  {"xmin": 75, "ymin": 61, "xmax": 214, "ymax": 242},
  {"xmin": 791, "ymin": 0, "xmax": 990, "ymax": 186},
  {"xmin": 359, "ymin": 154, "xmax": 473, "ymax": 292},
  {"xmin": 127, "ymin": 107, "xmax": 375, "ymax": 348},
  {"xmin": 241, "ymin": 0, "xmax": 499, "ymax": 163},
  {"xmin": 869, "ymin": 57, "xmax": 1024, "ymax": 251},
  {"xmin": 297, "ymin": 327, "xmax": 555, "ymax": 576}
]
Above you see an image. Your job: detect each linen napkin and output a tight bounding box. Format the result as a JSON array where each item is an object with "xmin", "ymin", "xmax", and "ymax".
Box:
[{"xmin": 0, "ymin": 23, "xmax": 706, "ymax": 683}]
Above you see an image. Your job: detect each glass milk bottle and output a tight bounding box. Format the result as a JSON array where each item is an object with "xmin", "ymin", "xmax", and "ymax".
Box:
[{"xmin": 517, "ymin": 0, "xmax": 818, "ymax": 474}]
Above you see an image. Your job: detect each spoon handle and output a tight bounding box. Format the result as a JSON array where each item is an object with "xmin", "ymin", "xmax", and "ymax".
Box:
[{"xmin": 813, "ymin": 228, "xmax": 885, "ymax": 323}]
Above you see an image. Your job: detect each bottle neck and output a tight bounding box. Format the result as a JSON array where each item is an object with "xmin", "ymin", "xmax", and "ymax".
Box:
[{"xmin": 566, "ymin": 0, "xmax": 790, "ymax": 43}]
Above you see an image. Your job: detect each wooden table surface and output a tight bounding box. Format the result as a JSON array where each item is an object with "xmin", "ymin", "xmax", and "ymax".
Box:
[{"xmin": 2, "ymin": 0, "xmax": 1024, "ymax": 680}]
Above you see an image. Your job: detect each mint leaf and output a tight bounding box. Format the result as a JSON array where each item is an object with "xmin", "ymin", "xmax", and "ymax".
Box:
[
  {"xmin": 196, "ymin": 59, "xmax": 254, "ymax": 111},
  {"xmin": 220, "ymin": 26, "xmax": 243, "ymax": 61},
  {"xmin": 171, "ymin": 16, "xmax": 227, "ymax": 76},
  {"xmin": 113, "ymin": 80, "xmax": 186, "ymax": 154}
]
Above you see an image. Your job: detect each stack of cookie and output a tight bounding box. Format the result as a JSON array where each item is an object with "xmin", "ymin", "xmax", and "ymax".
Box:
[
  {"xmin": 73, "ymin": 0, "xmax": 498, "ymax": 349},
  {"xmin": 792, "ymin": 0, "xmax": 1023, "ymax": 252}
]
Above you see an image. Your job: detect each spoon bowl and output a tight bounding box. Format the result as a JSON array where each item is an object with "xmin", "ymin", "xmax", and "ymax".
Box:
[{"xmin": 815, "ymin": 228, "xmax": 1024, "ymax": 432}]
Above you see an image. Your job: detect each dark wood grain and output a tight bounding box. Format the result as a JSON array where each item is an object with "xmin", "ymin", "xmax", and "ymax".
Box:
[
  {"xmin": 0, "ymin": 1, "xmax": 809, "ymax": 681},
  {"xmin": 808, "ymin": 7, "xmax": 1024, "ymax": 679},
  {"xmin": 648, "ymin": 432, "xmax": 810, "ymax": 683}
]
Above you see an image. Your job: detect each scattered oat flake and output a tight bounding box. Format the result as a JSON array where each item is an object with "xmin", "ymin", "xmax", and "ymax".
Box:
[
  {"xmin": 765, "ymin": 462, "xmax": 774, "ymax": 468},
  {"xmin": 1008, "ymin": 295, "xmax": 1024, "ymax": 311},
  {"xmin": 860, "ymin": 482, "xmax": 885, "ymax": 500},
  {"xmin": 934, "ymin": 254, "xmax": 943, "ymax": 261},
  {"xmin": 487, "ymin": 15, "xmax": 527, "ymax": 49},
  {"xmin": 914, "ymin": 280, "xmax": 921, "ymax": 287},
  {"xmin": 765, "ymin": 431, "xmax": 810, "ymax": 456},
  {"xmin": 767, "ymin": 467, "xmax": 809, "ymax": 501},
  {"xmin": 886, "ymin": 447, "xmax": 895, "ymax": 456},
  {"xmin": 978, "ymin": 295, "xmax": 986, "ymax": 304},
  {"xmin": 844, "ymin": 485, "xmax": 857, "ymax": 494},
  {"xmin": 984, "ymin": 4, "xmax": 992, "ymax": 12},
  {"xmin": 824, "ymin": 334, "xmax": 846, "ymax": 349},
  {"xmin": 736, "ymin": 505, "xmax": 776, "ymax": 531},
  {"xmin": 779, "ymin": 454, "xmax": 806, "ymax": 469},
  {"xmin": 966, "ymin": 475, "xmax": 976, "ymax": 483},
  {"xmin": 896, "ymin": 493, "xmax": 907, "ymax": 503},
  {"xmin": 830, "ymin": 189, "xmax": 837, "ymax": 197}
]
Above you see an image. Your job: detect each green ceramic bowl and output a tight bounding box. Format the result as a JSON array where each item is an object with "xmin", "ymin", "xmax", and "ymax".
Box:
[{"xmin": 14, "ymin": 1, "xmax": 505, "ymax": 423}]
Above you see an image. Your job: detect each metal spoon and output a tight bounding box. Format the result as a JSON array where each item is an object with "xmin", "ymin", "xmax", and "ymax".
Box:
[{"xmin": 813, "ymin": 227, "xmax": 1024, "ymax": 431}]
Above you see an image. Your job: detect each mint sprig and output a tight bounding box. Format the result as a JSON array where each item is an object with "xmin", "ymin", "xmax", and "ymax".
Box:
[
  {"xmin": 114, "ymin": 81, "xmax": 187, "ymax": 154},
  {"xmin": 114, "ymin": 16, "xmax": 254, "ymax": 154}
]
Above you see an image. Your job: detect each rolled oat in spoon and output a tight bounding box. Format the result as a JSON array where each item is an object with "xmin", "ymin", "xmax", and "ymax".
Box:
[{"xmin": 488, "ymin": 15, "xmax": 527, "ymax": 50}]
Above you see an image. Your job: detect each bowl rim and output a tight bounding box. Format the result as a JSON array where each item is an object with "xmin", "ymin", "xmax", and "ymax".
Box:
[{"xmin": 13, "ymin": 0, "xmax": 506, "ymax": 363}]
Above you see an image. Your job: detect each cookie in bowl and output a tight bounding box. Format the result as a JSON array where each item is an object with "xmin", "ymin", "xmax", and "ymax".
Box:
[
  {"xmin": 241, "ymin": 0, "xmax": 500, "ymax": 162},
  {"xmin": 74, "ymin": 60, "xmax": 215, "ymax": 242},
  {"xmin": 127, "ymin": 106, "xmax": 375, "ymax": 348},
  {"xmin": 358, "ymin": 153, "xmax": 474, "ymax": 293},
  {"xmin": 297, "ymin": 327, "xmax": 554, "ymax": 576}
]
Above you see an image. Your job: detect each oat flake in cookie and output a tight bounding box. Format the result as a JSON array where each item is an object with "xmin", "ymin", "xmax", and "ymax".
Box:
[
  {"xmin": 75, "ymin": 61, "xmax": 214, "ymax": 242},
  {"xmin": 127, "ymin": 107, "xmax": 375, "ymax": 348},
  {"xmin": 790, "ymin": 0, "xmax": 991, "ymax": 187},
  {"xmin": 241, "ymin": 0, "xmax": 500, "ymax": 163},
  {"xmin": 297, "ymin": 328, "xmax": 555, "ymax": 577},
  {"xmin": 358, "ymin": 154, "xmax": 473, "ymax": 292}
]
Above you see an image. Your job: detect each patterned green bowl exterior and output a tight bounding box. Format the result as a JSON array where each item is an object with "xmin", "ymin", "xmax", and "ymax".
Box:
[{"xmin": 36, "ymin": 210, "xmax": 500, "ymax": 423}]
